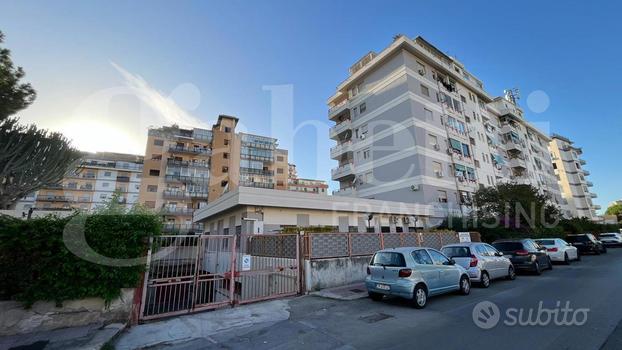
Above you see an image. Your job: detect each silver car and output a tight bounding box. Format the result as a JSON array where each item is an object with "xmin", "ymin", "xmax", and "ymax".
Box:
[
  {"xmin": 598, "ymin": 233, "xmax": 622, "ymax": 246},
  {"xmin": 365, "ymin": 247, "xmax": 471, "ymax": 309},
  {"xmin": 441, "ymin": 242, "xmax": 515, "ymax": 288}
]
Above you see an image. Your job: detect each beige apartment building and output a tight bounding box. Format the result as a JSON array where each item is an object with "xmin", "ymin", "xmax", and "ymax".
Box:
[
  {"xmin": 15, "ymin": 152, "xmax": 144, "ymax": 214},
  {"xmin": 287, "ymin": 164, "xmax": 328, "ymax": 194},
  {"xmin": 138, "ymin": 115, "xmax": 323, "ymax": 233},
  {"xmin": 549, "ymin": 134, "xmax": 599, "ymax": 219},
  {"xmin": 328, "ymin": 35, "xmax": 563, "ymax": 220}
]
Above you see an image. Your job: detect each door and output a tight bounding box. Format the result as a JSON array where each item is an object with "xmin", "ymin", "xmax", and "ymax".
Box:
[
  {"xmin": 484, "ymin": 244, "xmax": 504, "ymax": 278},
  {"xmin": 427, "ymin": 249, "xmax": 460, "ymax": 292},
  {"xmin": 411, "ymin": 249, "xmax": 439, "ymax": 292}
]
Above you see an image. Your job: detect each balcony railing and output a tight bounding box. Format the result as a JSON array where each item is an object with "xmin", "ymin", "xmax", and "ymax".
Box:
[
  {"xmin": 162, "ymin": 223, "xmax": 205, "ymax": 234},
  {"xmin": 168, "ymin": 146, "xmax": 211, "ymax": 155},
  {"xmin": 162, "ymin": 190, "xmax": 209, "ymax": 200},
  {"xmin": 330, "ymin": 141, "xmax": 353, "ymax": 159},
  {"xmin": 164, "ymin": 174, "xmax": 209, "ymax": 184},
  {"xmin": 240, "ymin": 154, "xmax": 274, "ymax": 162},
  {"xmin": 239, "ymin": 181, "xmax": 275, "ymax": 189},
  {"xmin": 240, "ymin": 141, "xmax": 276, "ymax": 150},
  {"xmin": 333, "ymin": 186, "xmax": 355, "ymax": 196},
  {"xmin": 80, "ymin": 161, "xmax": 143, "ymax": 172},
  {"xmin": 166, "ymin": 159, "xmax": 210, "ymax": 169},
  {"xmin": 36, "ymin": 195, "xmax": 73, "ymax": 202},
  {"xmin": 586, "ymin": 181, "xmax": 594, "ymax": 187},
  {"xmin": 329, "ymin": 119, "xmax": 352, "ymax": 139},
  {"xmin": 162, "ymin": 207, "xmax": 195, "ymax": 216},
  {"xmin": 240, "ymin": 167, "xmax": 274, "ymax": 176},
  {"xmin": 328, "ymin": 100, "xmax": 350, "ymax": 120},
  {"xmin": 331, "ymin": 163, "xmax": 354, "ymax": 179}
]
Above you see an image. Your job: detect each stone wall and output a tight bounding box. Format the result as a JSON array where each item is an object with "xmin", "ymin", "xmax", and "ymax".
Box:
[{"xmin": 0, "ymin": 288, "xmax": 135, "ymax": 336}]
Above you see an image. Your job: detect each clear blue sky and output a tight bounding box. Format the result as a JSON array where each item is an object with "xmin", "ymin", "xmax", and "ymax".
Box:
[{"xmin": 1, "ymin": 0, "xmax": 620, "ymax": 212}]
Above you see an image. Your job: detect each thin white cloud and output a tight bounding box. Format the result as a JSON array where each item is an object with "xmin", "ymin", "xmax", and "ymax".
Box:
[{"xmin": 110, "ymin": 61, "xmax": 208, "ymax": 129}]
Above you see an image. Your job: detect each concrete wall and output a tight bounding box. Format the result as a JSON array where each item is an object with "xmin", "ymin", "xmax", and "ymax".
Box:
[
  {"xmin": 304, "ymin": 256, "xmax": 370, "ymax": 292},
  {"xmin": 0, "ymin": 288, "xmax": 135, "ymax": 336}
]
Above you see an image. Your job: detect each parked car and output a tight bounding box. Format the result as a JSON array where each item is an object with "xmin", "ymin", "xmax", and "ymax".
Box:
[
  {"xmin": 491, "ymin": 239, "xmax": 552, "ymax": 275},
  {"xmin": 365, "ymin": 247, "xmax": 471, "ymax": 308},
  {"xmin": 441, "ymin": 242, "xmax": 515, "ymax": 288},
  {"xmin": 597, "ymin": 233, "xmax": 622, "ymax": 247},
  {"xmin": 566, "ymin": 234, "xmax": 607, "ymax": 254},
  {"xmin": 534, "ymin": 238, "xmax": 580, "ymax": 264}
]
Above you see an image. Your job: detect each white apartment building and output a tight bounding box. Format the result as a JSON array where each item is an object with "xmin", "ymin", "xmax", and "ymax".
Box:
[
  {"xmin": 328, "ymin": 35, "xmax": 563, "ymax": 218},
  {"xmin": 549, "ymin": 134, "xmax": 599, "ymax": 219}
]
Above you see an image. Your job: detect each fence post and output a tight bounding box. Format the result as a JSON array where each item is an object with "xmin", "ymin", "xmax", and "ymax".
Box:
[
  {"xmin": 137, "ymin": 236, "xmax": 154, "ymax": 322},
  {"xmin": 380, "ymin": 232, "xmax": 385, "ymax": 249},
  {"xmin": 189, "ymin": 236, "xmax": 204, "ymax": 312},
  {"xmin": 348, "ymin": 233, "xmax": 353, "ymax": 257},
  {"xmin": 229, "ymin": 234, "xmax": 237, "ymax": 306}
]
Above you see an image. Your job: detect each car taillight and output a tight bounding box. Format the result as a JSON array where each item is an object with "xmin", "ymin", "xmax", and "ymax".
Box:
[
  {"xmin": 398, "ymin": 269, "xmax": 412, "ymax": 278},
  {"xmin": 547, "ymin": 247, "xmax": 558, "ymax": 252},
  {"xmin": 367, "ymin": 266, "xmax": 371, "ymax": 275},
  {"xmin": 515, "ymin": 249, "xmax": 529, "ymax": 256},
  {"xmin": 469, "ymin": 254, "xmax": 478, "ymax": 267}
]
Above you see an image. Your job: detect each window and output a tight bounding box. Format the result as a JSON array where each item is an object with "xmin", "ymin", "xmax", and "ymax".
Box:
[
  {"xmin": 359, "ymin": 103, "xmax": 367, "ymax": 113},
  {"xmin": 224, "ymin": 126, "xmax": 231, "ymax": 132},
  {"xmin": 277, "ymin": 168, "xmax": 284, "ymax": 174},
  {"xmin": 100, "ymin": 194, "xmax": 107, "ymax": 199},
  {"xmin": 102, "ymin": 182, "xmax": 109, "ymax": 188},
  {"xmin": 104, "ymin": 171, "xmax": 112, "ymax": 177},
  {"xmin": 149, "ymin": 169, "xmax": 160, "ymax": 176},
  {"xmin": 416, "ymin": 61, "xmax": 426, "ymax": 75},
  {"xmin": 277, "ymin": 155, "xmax": 284, "ymax": 162},
  {"xmin": 222, "ymin": 166, "xmax": 229, "ymax": 173},
  {"xmin": 432, "ymin": 161, "xmax": 442, "ymax": 175},
  {"xmin": 223, "ymin": 153, "xmax": 229, "ymax": 159},
  {"xmin": 371, "ymin": 252, "xmax": 406, "ymax": 267},
  {"xmin": 420, "ymin": 84, "xmax": 429, "ymax": 97},
  {"xmin": 428, "ymin": 249, "xmax": 450, "ymax": 265},
  {"xmin": 147, "ymin": 185, "xmax": 157, "ymax": 192},
  {"xmin": 428, "ymin": 134, "xmax": 438, "ymax": 147},
  {"xmin": 411, "ymin": 249, "xmax": 433, "ymax": 264},
  {"xmin": 461, "ymin": 95, "xmax": 467, "ymax": 103},
  {"xmin": 151, "ymin": 154, "xmax": 162, "ymax": 160},
  {"xmin": 224, "ymin": 139, "xmax": 229, "ymax": 145},
  {"xmin": 221, "ymin": 180, "xmax": 228, "ymax": 187},
  {"xmin": 362, "ymin": 148, "xmax": 371, "ymax": 160},
  {"xmin": 424, "ymin": 108, "xmax": 433, "ymax": 121},
  {"xmin": 437, "ymin": 190, "xmax": 448, "ymax": 203},
  {"xmin": 462, "ymin": 144, "xmax": 471, "ymax": 158},
  {"xmin": 153, "ymin": 139, "xmax": 164, "ymax": 146}
]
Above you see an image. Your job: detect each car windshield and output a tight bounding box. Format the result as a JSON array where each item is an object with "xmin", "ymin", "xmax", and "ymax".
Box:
[
  {"xmin": 600, "ymin": 234, "xmax": 615, "ymax": 237},
  {"xmin": 492, "ymin": 242, "xmax": 523, "ymax": 252},
  {"xmin": 566, "ymin": 235, "xmax": 588, "ymax": 242},
  {"xmin": 536, "ymin": 239, "xmax": 555, "ymax": 246},
  {"xmin": 371, "ymin": 252, "xmax": 406, "ymax": 267},
  {"xmin": 441, "ymin": 246, "xmax": 471, "ymax": 258}
]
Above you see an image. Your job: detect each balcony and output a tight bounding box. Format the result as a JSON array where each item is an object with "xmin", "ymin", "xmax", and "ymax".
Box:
[
  {"xmin": 330, "ymin": 141, "xmax": 353, "ymax": 159},
  {"xmin": 582, "ymin": 169, "xmax": 591, "ymax": 176},
  {"xmin": 586, "ymin": 181, "xmax": 593, "ymax": 187},
  {"xmin": 166, "ymin": 159, "xmax": 210, "ymax": 169},
  {"xmin": 508, "ymin": 157, "xmax": 527, "ymax": 169},
  {"xmin": 116, "ymin": 176, "xmax": 130, "ymax": 183},
  {"xmin": 590, "ymin": 193, "xmax": 597, "ymax": 198},
  {"xmin": 168, "ymin": 146, "xmax": 211, "ymax": 156},
  {"xmin": 579, "ymin": 159, "xmax": 586, "ymax": 165},
  {"xmin": 333, "ymin": 186, "xmax": 356, "ymax": 197},
  {"xmin": 504, "ymin": 139, "xmax": 524, "ymax": 152},
  {"xmin": 593, "ymin": 205, "xmax": 602, "ymax": 210},
  {"xmin": 165, "ymin": 174, "xmax": 209, "ymax": 184},
  {"xmin": 329, "ymin": 119, "xmax": 352, "ymax": 139},
  {"xmin": 36, "ymin": 195, "xmax": 72, "ymax": 202},
  {"xmin": 162, "ymin": 190, "xmax": 209, "ymax": 200},
  {"xmin": 162, "ymin": 207, "xmax": 195, "ymax": 216},
  {"xmin": 331, "ymin": 163, "xmax": 354, "ymax": 180},
  {"xmin": 239, "ymin": 181, "xmax": 275, "ymax": 189},
  {"xmin": 162, "ymin": 223, "xmax": 205, "ymax": 234},
  {"xmin": 328, "ymin": 100, "xmax": 350, "ymax": 121},
  {"xmin": 240, "ymin": 167, "xmax": 274, "ymax": 176},
  {"xmin": 491, "ymin": 99, "xmax": 523, "ymax": 120}
]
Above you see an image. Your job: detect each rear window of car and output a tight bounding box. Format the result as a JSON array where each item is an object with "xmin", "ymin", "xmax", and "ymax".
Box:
[
  {"xmin": 371, "ymin": 252, "xmax": 406, "ymax": 267},
  {"xmin": 536, "ymin": 239, "xmax": 555, "ymax": 246},
  {"xmin": 492, "ymin": 242, "xmax": 523, "ymax": 252},
  {"xmin": 566, "ymin": 235, "xmax": 588, "ymax": 242},
  {"xmin": 441, "ymin": 246, "xmax": 471, "ymax": 258}
]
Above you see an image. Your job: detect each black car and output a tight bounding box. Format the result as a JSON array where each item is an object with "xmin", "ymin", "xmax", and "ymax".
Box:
[
  {"xmin": 492, "ymin": 239, "xmax": 552, "ymax": 275},
  {"xmin": 566, "ymin": 234, "xmax": 607, "ymax": 255}
]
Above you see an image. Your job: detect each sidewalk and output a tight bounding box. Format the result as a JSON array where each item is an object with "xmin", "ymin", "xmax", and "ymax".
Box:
[
  {"xmin": 309, "ymin": 282, "xmax": 368, "ymax": 301},
  {"xmin": 113, "ymin": 299, "xmax": 291, "ymax": 350},
  {"xmin": 0, "ymin": 322, "xmax": 124, "ymax": 350}
]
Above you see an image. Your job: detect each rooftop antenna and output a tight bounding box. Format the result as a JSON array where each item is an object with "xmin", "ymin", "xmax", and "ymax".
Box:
[{"xmin": 503, "ymin": 88, "xmax": 521, "ymax": 105}]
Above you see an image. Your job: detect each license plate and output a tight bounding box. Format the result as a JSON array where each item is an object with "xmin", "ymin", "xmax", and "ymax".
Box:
[{"xmin": 376, "ymin": 283, "xmax": 390, "ymax": 290}]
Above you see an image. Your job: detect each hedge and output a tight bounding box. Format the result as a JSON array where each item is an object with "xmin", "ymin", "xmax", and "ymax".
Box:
[{"xmin": 0, "ymin": 212, "xmax": 160, "ymax": 306}]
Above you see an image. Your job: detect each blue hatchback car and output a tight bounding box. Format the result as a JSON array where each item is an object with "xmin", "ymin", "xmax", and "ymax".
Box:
[{"xmin": 365, "ymin": 247, "xmax": 471, "ymax": 308}]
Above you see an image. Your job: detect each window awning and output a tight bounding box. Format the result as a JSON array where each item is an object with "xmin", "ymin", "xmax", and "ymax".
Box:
[
  {"xmin": 492, "ymin": 154, "xmax": 505, "ymax": 164},
  {"xmin": 449, "ymin": 138, "xmax": 462, "ymax": 150},
  {"xmin": 454, "ymin": 164, "xmax": 467, "ymax": 171}
]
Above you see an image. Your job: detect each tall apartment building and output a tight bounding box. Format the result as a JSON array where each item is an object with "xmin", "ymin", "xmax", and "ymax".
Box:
[
  {"xmin": 328, "ymin": 35, "xmax": 562, "ymax": 220},
  {"xmin": 138, "ymin": 115, "xmax": 291, "ymax": 233},
  {"xmin": 287, "ymin": 163, "xmax": 328, "ymax": 194},
  {"xmin": 17, "ymin": 152, "xmax": 143, "ymax": 213},
  {"xmin": 549, "ymin": 134, "xmax": 599, "ymax": 219}
]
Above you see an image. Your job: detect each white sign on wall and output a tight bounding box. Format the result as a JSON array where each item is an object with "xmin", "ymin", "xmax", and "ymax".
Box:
[
  {"xmin": 458, "ymin": 232, "xmax": 471, "ymax": 243},
  {"xmin": 242, "ymin": 255, "xmax": 252, "ymax": 271}
]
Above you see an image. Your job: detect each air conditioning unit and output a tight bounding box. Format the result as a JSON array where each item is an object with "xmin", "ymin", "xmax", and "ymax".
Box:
[
  {"xmin": 418, "ymin": 69, "xmax": 425, "ymax": 76},
  {"xmin": 402, "ymin": 217, "xmax": 410, "ymax": 224},
  {"xmin": 457, "ymin": 175, "xmax": 465, "ymax": 182},
  {"xmin": 410, "ymin": 184, "xmax": 419, "ymax": 191},
  {"xmin": 433, "ymin": 144, "xmax": 440, "ymax": 151},
  {"xmin": 360, "ymin": 134, "xmax": 366, "ymax": 140},
  {"xmin": 446, "ymin": 148, "xmax": 453, "ymax": 155}
]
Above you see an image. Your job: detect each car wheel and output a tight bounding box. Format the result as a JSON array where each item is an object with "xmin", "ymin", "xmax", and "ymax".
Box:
[
  {"xmin": 533, "ymin": 261, "xmax": 541, "ymax": 275},
  {"xmin": 459, "ymin": 275, "xmax": 471, "ymax": 295},
  {"xmin": 369, "ymin": 292, "xmax": 383, "ymax": 302},
  {"xmin": 595, "ymin": 248, "xmax": 601, "ymax": 255},
  {"xmin": 547, "ymin": 257, "xmax": 553, "ymax": 270},
  {"xmin": 564, "ymin": 253, "xmax": 570, "ymax": 265},
  {"xmin": 480, "ymin": 271, "xmax": 491, "ymax": 288},
  {"xmin": 506, "ymin": 265, "xmax": 516, "ymax": 280},
  {"xmin": 603, "ymin": 247, "xmax": 608, "ymax": 254},
  {"xmin": 412, "ymin": 284, "xmax": 427, "ymax": 309},
  {"xmin": 576, "ymin": 252, "xmax": 581, "ymax": 261}
]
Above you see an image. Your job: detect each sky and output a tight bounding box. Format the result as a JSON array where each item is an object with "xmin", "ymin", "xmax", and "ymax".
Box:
[{"xmin": 1, "ymin": 0, "xmax": 621, "ymax": 212}]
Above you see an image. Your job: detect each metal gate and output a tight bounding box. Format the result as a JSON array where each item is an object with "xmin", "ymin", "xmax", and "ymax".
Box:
[{"xmin": 139, "ymin": 234, "xmax": 299, "ymax": 321}]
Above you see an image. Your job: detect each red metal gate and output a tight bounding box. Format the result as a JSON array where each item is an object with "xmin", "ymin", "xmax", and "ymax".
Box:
[{"xmin": 139, "ymin": 234, "xmax": 299, "ymax": 321}]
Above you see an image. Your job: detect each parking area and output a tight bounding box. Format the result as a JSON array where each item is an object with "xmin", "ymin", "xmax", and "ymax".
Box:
[{"xmin": 152, "ymin": 247, "xmax": 622, "ymax": 350}]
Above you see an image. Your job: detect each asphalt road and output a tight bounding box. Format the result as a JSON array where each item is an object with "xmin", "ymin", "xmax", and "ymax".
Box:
[{"xmin": 164, "ymin": 247, "xmax": 622, "ymax": 350}]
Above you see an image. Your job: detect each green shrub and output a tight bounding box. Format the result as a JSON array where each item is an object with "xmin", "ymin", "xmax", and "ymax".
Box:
[{"xmin": 0, "ymin": 211, "xmax": 160, "ymax": 306}]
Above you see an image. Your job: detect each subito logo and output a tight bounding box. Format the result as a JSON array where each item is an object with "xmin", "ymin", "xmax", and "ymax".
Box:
[{"xmin": 472, "ymin": 301, "xmax": 500, "ymax": 329}]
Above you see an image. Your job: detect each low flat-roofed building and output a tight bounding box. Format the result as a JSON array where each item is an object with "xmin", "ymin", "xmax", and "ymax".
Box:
[{"xmin": 193, "ymin": 186, "xmax": 449, "ymax": 234}]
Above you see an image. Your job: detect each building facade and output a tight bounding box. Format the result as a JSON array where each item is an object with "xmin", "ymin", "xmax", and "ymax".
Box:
[
  {"xmin": 17, "ymin": 152, "xmax": 143, "ymax": 214},
  {"xmin": 549, "ymin": 134, "xmax": 599, "ymax": 219},
  {"xmin": 287, "ymin": 163, "xmax": 328, "ymax": 194},
  {"xmin": 138, "ymin": 115, "xmax": 296, "ymax": 233},
  {"xmin": 328, "ymin": 35, "xmax": 562, "ymax": 218}
]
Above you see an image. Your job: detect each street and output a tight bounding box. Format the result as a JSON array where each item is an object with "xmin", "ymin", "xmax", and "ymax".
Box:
[{"xmin": 143, "ymin": 248, "xmax": 622, "ymax": 350}]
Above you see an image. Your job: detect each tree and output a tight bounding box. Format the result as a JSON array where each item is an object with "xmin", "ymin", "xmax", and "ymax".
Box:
[
  {"xmin": 0, "ymin": 31, "xmax": 36, "ymax": 122},
  {"xmin": 605, "ymin": 203, "xmax": 622, "ymax": 221},
  {"xmin": 472, "ymin": 183, "xmax": 561, "ymax": 232},
  {"xmin": 0, "ymin": 31, "xmax": 81, "ymax": 209}
]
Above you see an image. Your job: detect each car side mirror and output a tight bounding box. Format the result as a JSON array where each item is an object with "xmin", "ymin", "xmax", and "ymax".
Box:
[
  {"xmin": 444, "ymin": 258, "xmax": 456, "ymax": 265},
  {"xmin": 495, "ymin": 252, "xmax": 503, "ymax": 257}
]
